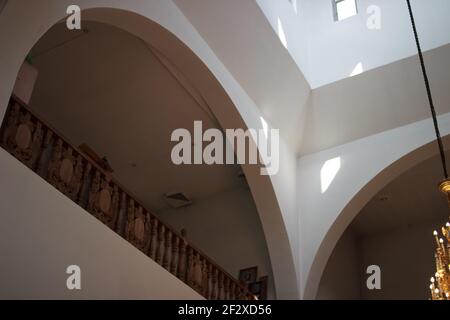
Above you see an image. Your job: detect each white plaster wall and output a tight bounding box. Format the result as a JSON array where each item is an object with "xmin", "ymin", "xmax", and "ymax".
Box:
[
  {"xmin": 316, "ymin": 230, "xmax": 361, "ymax": 300},
  {"xmin": 317, "ymin": 218, "xmax": 443, "ymax": 300},
  {"xmin": 259, "ymin": 0, "xmax": 450, "ymax": 89},
  {"xmin": 298, "ymin": 112, "xmax": 450, "ymax": 299},
  {"xmin": 359, "ymin": 220, "xmax": 440, "ymax": 300},
  {"xmin": 256, "ymin": 0, "xmax": 310, "ymax": 84},
  {"xmin": 0, "ymin": 148, "xmax": 203, "ymax": 299},
  {"xmin": 301, "ymin": 44, "xmax": 450, "ymax": 155},
  {"xmin": 0, "ymin": 0, "xmax": 299, "ymax": 298},
  {"xmin": 176, "ymin": 0, "xmax": 311, "ymax": 153},
  {"xmin": 159, "ymin": 187, "xmax": 277, "ymax": 299}
]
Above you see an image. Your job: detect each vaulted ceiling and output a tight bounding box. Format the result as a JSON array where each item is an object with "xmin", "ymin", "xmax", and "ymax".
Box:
[
  {"xmin": 351, "ymin": 151, "xmax": 450, "ymax": 236},
  {"xmin": 28, "ymin": 21, "xmax": 247, "ymax": 212},
  {"xmin": 175, "ymin": 0, "xmax": 450, "ymax": 156}
]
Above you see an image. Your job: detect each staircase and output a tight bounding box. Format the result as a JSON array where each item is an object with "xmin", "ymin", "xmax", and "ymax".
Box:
[{"xmin": 0, "ymin": 95, "xmax": 256, "ymax": 300}]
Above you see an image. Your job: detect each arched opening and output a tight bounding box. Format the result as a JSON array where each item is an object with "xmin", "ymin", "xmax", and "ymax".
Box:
[
  {"xmin": 0, "ymin": 4, "xmax": 298, "ymax": 299},
  {"xmin": 309, "ymin": 136, "xmax": 450, "ymax": 299}
]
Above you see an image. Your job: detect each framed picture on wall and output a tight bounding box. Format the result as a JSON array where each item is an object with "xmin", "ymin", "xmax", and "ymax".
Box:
[
  {"xmin": 239, "ymin": 266, "xmax": 258, "ymax": 285},
  {"xmin": 248, "ymin": 276, "xmax": 268, "ymax": 300},
  {"xmin": 248, "ymin": 280, "xmax": 263, "ymax": 299},
  {"xmin": 259, "ymin": 276, "xmax": 268, "ymax": 300}
]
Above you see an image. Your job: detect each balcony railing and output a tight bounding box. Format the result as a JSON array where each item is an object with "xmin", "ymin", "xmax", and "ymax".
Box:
[{"xmin": 0, "ymin": 95, "xmax": 256, "ymax": 300}]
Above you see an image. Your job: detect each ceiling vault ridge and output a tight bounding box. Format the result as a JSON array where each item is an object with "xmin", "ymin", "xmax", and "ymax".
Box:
[{"xmin": 140, "ymin": 39, "xmax": 223, "ymax": 131}]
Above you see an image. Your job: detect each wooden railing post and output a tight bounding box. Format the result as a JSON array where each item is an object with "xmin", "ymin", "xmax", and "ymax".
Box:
[
  {"xmin": 224, "ymin": 277, "xmax": 230, "ymax": 300},
  {"xmin": 149, "ymin": 218, "xmax": 158, "ymax": 260},
  {"xmin": 156, "ymin": 224, "xmax": 165, "ymax": 265},
  {"xmin": 177, "ymin": 230, "xmax": 187, "ymax": 281},
  {"xmin": 229, "ymin": 282, "xmax": 236, "ymax": 300},
  {"xmin": 195, "ymin": 252, "xmax": 203, "ymax": 292},
  {"xmin": 116, "ymin": 192, "xmax": 127, "ymax": 237},
  {"xmin": 201, "ymin": 259, "xmax": 209, "ymax": 298},
  {"xmin": 170, "ymin": 235, "xmax": 179, "ymax": 276},
  {"xmin": 186, "ymin": 246, "xmax": 195, "ymax": 287},
  {"xmin": 163, "ymin": 229, "xmax": 172, "ymax": 270},
  {"xmin": 211, "ymin": 267, "xmax": 218, "ymax": 300},
  {"xmin": 218, "ymin": 272, "xmax": 224, "ymax": 300},
  {"xmin": 36, "ymin": 130, "xmax": 53, "ymax": 178}
]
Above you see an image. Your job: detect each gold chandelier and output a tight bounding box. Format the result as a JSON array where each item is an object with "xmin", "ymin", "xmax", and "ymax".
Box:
[
  {"xmin": 406, "ymin": 1, "xmax": 450, "ymax": 300},
  {"xmin": 429, "ymin": 182, "xmax": 450, "ymax": 300}
]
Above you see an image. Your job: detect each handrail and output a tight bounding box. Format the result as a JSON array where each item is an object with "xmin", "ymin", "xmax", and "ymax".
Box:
[{"xmin": 0, "ymin": 95, "xmax": 257, "ymax": 300}]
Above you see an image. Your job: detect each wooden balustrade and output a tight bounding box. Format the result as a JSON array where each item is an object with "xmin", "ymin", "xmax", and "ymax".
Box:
[{"xmin": 0, "ymin": 95, "xmax": 257, "ymax": 300}]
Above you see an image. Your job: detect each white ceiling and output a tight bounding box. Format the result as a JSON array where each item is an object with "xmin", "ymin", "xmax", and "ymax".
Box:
[
  {"xmin": 29, "ymin": 21, "xmax": 246, "ymax": 212},
  {"xmin": 301, "ymin": 43, "xmax": 450, "ymax": 155},
  {"xmin": 175, "ymin": 0, "xmax": 450, "ymax": 156},
  {"xmin": 175, "ymin": 0, "xmax": 311, "ymax": 153},
  {"xmin": 259, "ymin": 0, "xmax": 450, "ymax": 89},
  {"xmin": 351, "ymin": 151, "xmax": 450, "ymax": 236}
]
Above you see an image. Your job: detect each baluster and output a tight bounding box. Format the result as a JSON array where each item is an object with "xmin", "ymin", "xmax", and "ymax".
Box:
[
  {"xmin": 36, "ymin": 130, "xmax": 53, "ymax": 178},
  {"xmin": 58, "ymin": 146, "xmax": 75, "ymax": 197},
  {"xmin": 163, "ymin": 229, "xmax": 172, "ymax": 270},
  {"xmin": 177, "ymin": 230, "xmax": 187, "ymax": 281},
  {"xmin": 11, "ymin": 111, "xmax": 32, "ymax": 164},
  {"xmin": 224, "ymin": 277, "xmax": 230, "ymax": 300},
  {"xmin": 134, "ymin": 205, "xmax": 146, "ymax": 250},
  {"xmin": 47, "ymin": 138, "xmax": 63, "ymax": 186},
  {"xmin": 186, "ymin": 246, "xmax": 194, "ymax": 287},
  {"xmin": 77, "ymin": 162, "xmax": 91, "ymax": 209},
  {"xmin": 236, "ymin": 286, "xmax": 242, "ymax": 300},
  {"xmin": 194, "ymin": 252, "xmax": 203, "ymax": 291},
  {"xmin": 156, "ymin": 224, "xmax": 165, "ymax": 265},
  {"xmin": 144, "ymin": 214, "xmax": 153, "ymax": 254},
  {"xmin": 68, "ymin": 154, "xmax": 84, "ymax": 202},
  {"xmin": 109, "ymin": 185, "xmax": 120, "ymax": 231},
  {"xmin": 170, "ymin": 235, "xmax": 179, "ymax": 275},
  {"xmin": 207, "ymin": 263, "xmax": 213, "ymax": 299},
  {"xmin": 149, "ymin": 218, "xmax": 158, "ymax": 260},
  {"xmin": 217, "ymin": 272, "xmax": 224, "ymax": 300},
  {"xmin": 115, "ymin": 192, "xmax": 127, "ymax": 236},
  {"xmin": 201, "ymin": 259, "xmax": 209, "ymax": 298},
  {"xmin": 211, "ymin": 267, "xmax": 218, "ymax": 300},
  {"xmin": 125, "ymin": 198, "xmax": 135, "ymax": 241},
  {"xmin": 191, "ymin": 251, "xmax": 198, "ymax": 290},
  {"xmin": 87, "ymin": 170, "xmax": 101, "ymax": 216},
  {"xmin": 229, "ymin": 281, "xmax": 236, "ymax": 300},
  {"xmin": 30, "ymin": 121, "xmax": 44, "ymax": 171},
  {"xmin": 1, "ymin": 102, "xmax": 20, "ymax": 147}
]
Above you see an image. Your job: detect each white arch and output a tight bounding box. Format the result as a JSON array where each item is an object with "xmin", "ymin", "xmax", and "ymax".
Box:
[
  {"xmin": 0, "ymin": 0, "xmax": 299, "ymax": 298},
  {"xmin": 298, "ymin": 112, "xmax": 450, "ymax": 299}
]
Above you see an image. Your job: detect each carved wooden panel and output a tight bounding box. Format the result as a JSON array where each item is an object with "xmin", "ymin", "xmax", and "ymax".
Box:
[
  {"xmin": 1, "ymin": 105, "xmax": 44, "ymax": 170},
  {"xmin": 125, "ymin": 199, "xmax": 151, "ymax": 252},
  {"xmin": 87, "ymin": 171, "xmax": 119, "ymax": 229},
  {"xmin": 47, "ymin": 140, "xmax": 85, "ymax": 202}
]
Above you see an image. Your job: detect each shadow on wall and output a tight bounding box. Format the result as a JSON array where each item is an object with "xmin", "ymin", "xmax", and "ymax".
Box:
[{"xmin": 0, "ymin": 1, "xmax": 7, "ymax": 15}]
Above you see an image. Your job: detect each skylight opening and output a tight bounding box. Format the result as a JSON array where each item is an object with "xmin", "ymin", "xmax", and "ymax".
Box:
[{"xmin": 333, "ymin": 0, "xmax": 358, "ymax": 22}]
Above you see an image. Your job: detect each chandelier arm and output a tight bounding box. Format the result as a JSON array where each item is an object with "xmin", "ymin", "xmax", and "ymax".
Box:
[{"xmin": 406, "ymin": 0, "xmax": 448, "ymax": 179}]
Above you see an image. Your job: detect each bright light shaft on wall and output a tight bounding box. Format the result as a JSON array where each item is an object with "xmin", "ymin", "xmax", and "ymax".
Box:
[{"xmin": 321, "ymin": 157, "xmax": 341, "ymax": 193}]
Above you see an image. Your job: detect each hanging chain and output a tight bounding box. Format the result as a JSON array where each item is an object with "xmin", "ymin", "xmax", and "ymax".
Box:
[{"xmin": 406, "ymin": 0, "xmax": 448, "ymax": 179}]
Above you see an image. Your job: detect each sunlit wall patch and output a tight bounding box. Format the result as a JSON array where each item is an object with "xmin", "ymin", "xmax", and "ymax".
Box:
[{"xmin": 333, "ymin": 0, "xmax": 358, "ymax": 22}]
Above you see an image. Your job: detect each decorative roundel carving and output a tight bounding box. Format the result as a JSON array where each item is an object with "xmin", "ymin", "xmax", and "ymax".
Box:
[
  {"xmin": 15, "ymin": 124, "xmax": 31, "ymax": 149},
  {"xmin": 59, "ymin": 158, "xmax": 74, "ymax": 184},
  {"xmin": 98, "ymin": 189, "xmax": 111, "ymax": 214},
  {"xmin": 134, "ymin": 218, "xmax": 145, "ymax": 241}
]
